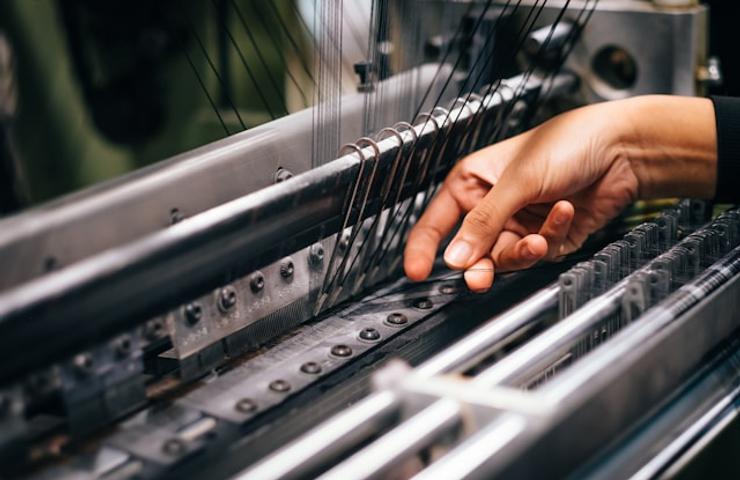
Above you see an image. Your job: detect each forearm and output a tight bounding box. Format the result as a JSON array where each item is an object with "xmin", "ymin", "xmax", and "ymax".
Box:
[{"xmin": 612, "ymin": 95, "xmax": 717, "ymax": 200}]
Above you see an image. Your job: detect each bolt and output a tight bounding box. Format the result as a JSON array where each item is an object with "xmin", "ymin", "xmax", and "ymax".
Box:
[
  {"xmin": 280, "ymin": 259, "xmax": 295, "ymax": 279},
  {"xmin": 386, "ymin": 312, "xmax": 408, "ymax": 326},
  {"xmin": 250, "ymin": 271, "xmax": 265, "ymax": 293},
  {"xmin": 218, "ymin": 286, "xmax": 237, "ymax": 312},
  {"xmin": 162, "ymin": 438, "xmax": 186, "ymax": 456},
  {"xmin": 115, "ymin": 335, "xmax": 133, "ymax": 358},
  {"xmin": 234, "ymin": 397, "xmax": 257, "ymax": 414},
  {"xmin": 275, "ymin": 167, "xmax": 293, "ymax": 183},
  {"xmin": 331, "ymin": 344, "xmax": 353, "ymax": 357},
  {"xmin": 413, "ymin": 298, "xmax": 433, "ymax": 310},
  {"xmin": 269, "ymin": 379, "xmax": 291, "ymax": 393},
  {"xmin": 300, "ymin": 361, "xmax": 322, "ymax": 374},
  {"xmin": 440, "ymin": 285, "xmax": 457, "ymax": 295},
  {"xmin": 184, "ymin": 303, "xmax": 203, "ymax": 325},
  {"xmin": 73, "ymin": 353, "xmax": 94, "ymax": 376},
  {"xmin": 144, "ymin": 318, "xmax": 165, "ymax": 340},
  {"xmin": 309, "ymin": 244, "xmax": 325, "ymax": 267},
  {"xmin": 359, "ymin": 327, "xmax": 380, "ymax": 341}
]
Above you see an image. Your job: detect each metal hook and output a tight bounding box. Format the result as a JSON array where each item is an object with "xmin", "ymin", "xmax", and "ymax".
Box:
[
  {"xmin": 449, "ymin": 96, "xmax": 476, "ymax": 117},
  {"xmin": 431, "ymin": 106, "xmax": 452, "ymax": 129},
  {"xmin": 413, "ymin": 112, "xmax": 441, "ymax": 136},
  {"xmin": 338, "ymin": 142, "xmax": 367, "ymax": 161},
  {"xmin": 392, "ymin": 121, "xmax": 418, "ymax": 144}
]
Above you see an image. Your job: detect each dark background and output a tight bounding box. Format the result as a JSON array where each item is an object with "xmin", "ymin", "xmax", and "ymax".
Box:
[{"xmin": 706, "ymin": 0, "xmax": 740, "ymax": 96}]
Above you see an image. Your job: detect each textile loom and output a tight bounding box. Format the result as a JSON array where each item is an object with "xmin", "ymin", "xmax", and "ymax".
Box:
[{"xmin": 0, "ymin": 1, "xmax": 738, "ymax": 478}]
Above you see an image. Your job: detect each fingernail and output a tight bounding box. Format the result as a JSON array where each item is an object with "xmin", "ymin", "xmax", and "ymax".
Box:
[
  {"xmin": 554, "ymin": 213, "xmax": 569, "ymax": 225},
  {"xmin": 445, "ymin": 240, "xmax": 473, "ymax": 267}
]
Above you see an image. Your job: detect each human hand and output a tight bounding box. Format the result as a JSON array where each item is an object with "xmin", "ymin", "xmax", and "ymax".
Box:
[{"xmin": 404, "ymin": 95, "xmax": 717, "ymax": 292}]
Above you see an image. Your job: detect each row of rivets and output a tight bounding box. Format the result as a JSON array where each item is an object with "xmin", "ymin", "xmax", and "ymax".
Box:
[{"xmin": 229, "ymin": 309, "xmax": 427, "ymax": 419}]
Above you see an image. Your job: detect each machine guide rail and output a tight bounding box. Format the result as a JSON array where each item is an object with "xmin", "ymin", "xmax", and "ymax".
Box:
[
  {"xmin": 0, "ymin": 72, "xmax": 577, "ymax": 386},
  {"xmin": 241, "ymin": 204, "xmax": 740, "ymax": 480}
]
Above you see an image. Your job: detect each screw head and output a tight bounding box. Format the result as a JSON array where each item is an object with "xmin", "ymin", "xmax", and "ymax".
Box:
[
  {"xmin": 309, "ymin": 244, "xmax": 325, "ymax": 267},
  {"xmin": 359, "ymin": 327, "xmax": 380, "ymax": 341},
  {"xmin": 234, "ymin": 397, "xmax": 257, "ymax": 414},
  {"xmin": 269, "ymin": 379, "xmax": 291, "ymax": 393},
  {"xmin": 115, "ymin": 335, "xmax": 133, "ymax": 358},
  {"xmin": 162, "ymin": 438, "xmax": 186, "ymax": 456},
  {"xmin": 184, "ymin": 303, "xmax": 203, "ymax": 325},
  {"xmin": 440, "ymin": 285, "xmax": 457, "ymax": 295},
  {"xmin": 250, "ymin": 271, "xmax": 265, "ymax": 293},
  {"xmin": 73, "ymin": 353, "xmax": 94, "ymax": 376},
  {"xmin": 330, "ymin": 344, "xmax": 353, "ymax": 357},
  {"xmin": 413, "ymin": 298, "xmax": 433, "ymax": 310},
  {"xmin": 386, "ymin": 312, "xmax": 408, "ymax": 326},
  {"xmin": 300, "ymin": 361, "xmax": 322, "ymax": 374},
  {"xmin": 218, "ymin": 286, "xmax": 237, "ymax": 312},
  {"xmin": 144, "ymin": 318, "xmax": 165, "ymax": 340},
  {"xmin": 280, "ymin": 259, "xmax": 295, "ymax": 279}
]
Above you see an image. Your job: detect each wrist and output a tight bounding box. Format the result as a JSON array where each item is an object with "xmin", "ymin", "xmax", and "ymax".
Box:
[{"xmin": 609, "ymin": 95, "xmax": 717, "ymax": 200}]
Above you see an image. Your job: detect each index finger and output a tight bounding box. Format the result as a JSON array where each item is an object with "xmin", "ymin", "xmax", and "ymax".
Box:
[{"xmin": 404, "ymin": 186, "xmax": 462, "ymax": 281}]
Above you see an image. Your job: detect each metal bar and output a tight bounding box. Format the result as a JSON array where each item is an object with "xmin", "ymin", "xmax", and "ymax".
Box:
[
  {"xmin": 236, "ymin": 280, "xmax": 560, "ymax": 480},
  {"xmin": 410, "ymin": 414, "xmax": 529, "ymax": 480},
  {"xmin": 0, "ymin": 66, "xmax": 451, "ymax": 290},
  {"xmin": 474, "ymin": 287, "xmax": 622, "ymax": 387},
  {"xmin": 317, "ymin": 400, "xmax": 462, "ymax": 480},
  {"xmin": 235, "ymin": 392, "xmax": 400, "ymax": 480},
  {"xmin": 435, "ymin": 247, "xmax": 740, "ymax": 480},
  {"xmin": 473, "ymin": 221, "xmax": 726, "ymax": 388},
  {"xmin": 416, "ymin": 285, "xmax": 559, "ymax": 377},
  {"xmin": 0, "ymin": 72, "xmax": 572, "ymax": 385}
]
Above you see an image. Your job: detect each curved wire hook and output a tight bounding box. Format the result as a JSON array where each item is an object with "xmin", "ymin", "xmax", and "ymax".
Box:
[{"xmin": 413, "ymin": 112, "xmax": 442, "ymax": 137}]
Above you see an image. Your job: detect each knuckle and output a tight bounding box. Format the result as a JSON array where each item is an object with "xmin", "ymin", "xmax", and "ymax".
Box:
[{"xmin": 464, "ymin": 208, "xmax": 495, "ymax": 234}]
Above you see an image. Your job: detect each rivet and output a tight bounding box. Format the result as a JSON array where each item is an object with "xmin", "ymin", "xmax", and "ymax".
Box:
[
  {"xmin": 300, "ymin": 361, "xmax": 322, "ymax": 374},
  {"xmin": 280, "ymin": 259, "xmax": 295, "ymax": 279},
  {"xmin": 235, "ymin": 398, "xmax": 257, "ymax": 413},
  {"xmin": 250, "ymin": 271, "xmax": 265, "ymax": 293},
  {"xmin": 309, "ymin": 244, "xmax": 325, "ymax": 267},
  {"xmin": 330, "ymin": 344, "xmax": 353, "ymax": 357},
  {"xmin": 73, "ymin": 353, "xmax": 94, "ymax": 376},
  {"xmin": 386, "ymin": 312, "xmax": 408, "ymax": 326},
  {"xmin": 269, "ymin": 379, "xmax": 291, "ymax": 393},
  {"xmin": 358, "ymin": 327, "xmax": 380, "ymax": 341},
  {"xmin": 144, "ymin": 318, "xmax": 165, "ymax": 340},
  {"xmin": 218, "ymin": 286, "xmax": 237, "ymax": 312},
  {"xmin": 115, "ymin": 335, "xmax": 132, "ymax": 358},
  {"xmin": 162, "ymin": 438, "xmax": 186, "ymax": 456},
  {"xmin": 440, "ymin": 285, "xmax": 457, "ymax": 295},
  {"xmin": 184, "ymin": 303, "xmax": 203, "ymax": 325},
  {"xmin": 413, "ymin": 298, "xmax": 433, "ymax": 310}
]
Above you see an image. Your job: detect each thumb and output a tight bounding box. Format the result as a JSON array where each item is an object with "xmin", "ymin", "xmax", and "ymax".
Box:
[{"xmin": 443, "ymin": 171, "xmax": 530, "ymax": 270}]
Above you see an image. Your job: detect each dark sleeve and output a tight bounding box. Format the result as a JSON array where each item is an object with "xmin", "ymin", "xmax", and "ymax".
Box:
[{"xmin": 711, "ymin": 96, "xmax": 740, "ymax": 202}]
